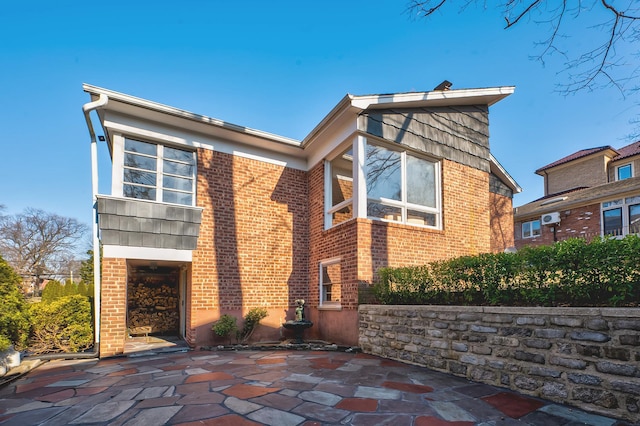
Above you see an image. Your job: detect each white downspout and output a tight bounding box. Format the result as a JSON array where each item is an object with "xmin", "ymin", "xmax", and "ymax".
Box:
[{"xmin": 82, "ymin": 93, "xmax": 108, "ymax": 355}]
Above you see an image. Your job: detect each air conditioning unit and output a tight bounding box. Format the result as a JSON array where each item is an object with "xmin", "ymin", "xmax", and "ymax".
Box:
[{"xmin": 541, "ymin": 212, "xmax": 561, "ymax": 225}]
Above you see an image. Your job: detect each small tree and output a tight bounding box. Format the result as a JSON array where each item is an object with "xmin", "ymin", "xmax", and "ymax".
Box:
[{"xmin": 237, "ymin": 308, "xmax": 268, "ymax": 344}]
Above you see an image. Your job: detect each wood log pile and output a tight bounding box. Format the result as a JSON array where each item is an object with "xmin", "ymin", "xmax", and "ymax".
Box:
[{"xmin": 128, "ymin": 282, "xmax": 178, "ymax": 334}]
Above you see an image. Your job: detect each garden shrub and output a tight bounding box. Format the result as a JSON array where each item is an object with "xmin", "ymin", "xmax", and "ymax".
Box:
[
  {"xmin": 29, "ymin": 295, "xmax": 93, "ymax": 354},
  {"xmin": 212, "ymin": 314, "xmax": 238, "ymax": 344},
  {"xmin": 0, "ymin": 256, "xmax": 30, "ymax": 351},
  {"xmin": 373, "ymin": 235, "xmax": 640, "ymax": 307}
]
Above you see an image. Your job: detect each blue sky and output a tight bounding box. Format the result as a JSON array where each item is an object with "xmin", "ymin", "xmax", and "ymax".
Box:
[{"xmin": 1, "ymin": 1, "xmax": 637, "ymax": 232}]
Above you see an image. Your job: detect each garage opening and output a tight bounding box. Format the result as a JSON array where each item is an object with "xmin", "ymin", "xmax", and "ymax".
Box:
[{"xmin": 127, "ymin": 264, "xmax": 180, "ymax": 337}]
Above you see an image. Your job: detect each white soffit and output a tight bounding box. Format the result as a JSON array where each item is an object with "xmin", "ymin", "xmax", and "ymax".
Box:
[{"xmin": 83, "ymin": 84, "xmax": 303, "ymax": 154}]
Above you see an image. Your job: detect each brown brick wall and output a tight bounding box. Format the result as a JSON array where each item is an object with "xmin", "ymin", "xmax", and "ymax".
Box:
[
  {"xmin": 100, "ymin": 257, "xmax": 127, "ymax": 357},
  {"xmin": 307, "ymin": 159, "xmax": 494, "ymax": 345},
  {"xmin": 514, "ymin": 203, "xmax": 601, "ymax": 249},
  {"xmin": 545, "ymin": 156, "xmax": 608, "ymax": 195},
  {"xmin": 490, "ymin": 192, "xmax": 515, "ymax": 252},
  {"xmin": 189, "ymin": 149, "xmax": 309, "ymax": 346},
  {"xmin": 359, "ymin": 159, "xmax": 491, "ymax": 282}
]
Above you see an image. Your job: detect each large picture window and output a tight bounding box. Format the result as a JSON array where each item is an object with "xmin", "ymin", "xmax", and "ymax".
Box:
[
  {"xmin": 123, "ymin": 138, "xmax": 195, "ymax": 206},
  {"xmin": 366, "ymin": 143, "xmax": 439, "ymax": 227}
]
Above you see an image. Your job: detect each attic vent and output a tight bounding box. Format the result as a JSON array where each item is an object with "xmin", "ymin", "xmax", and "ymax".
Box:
[
  {"xmin": 433, "ymin": 80, "xmax": 452, "ymax": 91},
  {"xmin": 540, "ymin": 196, "xmax": 568, "ymax": 206}
]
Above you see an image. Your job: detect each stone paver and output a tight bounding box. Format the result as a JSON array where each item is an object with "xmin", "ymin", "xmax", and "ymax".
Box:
[{"xmin": 0, "ymin": 348, "xmax": 630, "ymax": 426}]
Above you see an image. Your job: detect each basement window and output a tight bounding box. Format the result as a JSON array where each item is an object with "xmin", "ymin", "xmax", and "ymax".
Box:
[{"xmin": 319, "ymin": 258, "xmax": 341, "ymax": 309}]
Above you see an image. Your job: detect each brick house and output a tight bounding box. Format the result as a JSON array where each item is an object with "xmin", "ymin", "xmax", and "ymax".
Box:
[
  {"xmin": 82, "ymin": 83, "xmax": 520, "ymax": 357},
  {"xmin": 514, "ymin": 142, "xmax": 640, "ymax": 248}
]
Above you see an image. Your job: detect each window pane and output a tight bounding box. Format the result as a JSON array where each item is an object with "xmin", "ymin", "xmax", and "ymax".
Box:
[
  {"xmin": 163, "ymin": 190, "xmax": 192, "ymax": 205},
  {"xmin": 531, "ymin": 220, "xmax": 541, "ymax": 236},
  {"xmin": 124, "ymin": 184, "xmax": 156, "ymax": 200},
  {"xmin": 124, "ymin": 169, "xmax": 156, "ymax": 186},
  {"xmin": 603, "ymin": 208, "xmax": 623, "ymax": 236},
  {"xmin": 125, "ymin": 153, "xmax": 156, "ymax": 171},
  {"xmin": 522, "ymin": 220, "xmax": 540, "ymax": 238},
  {"xmin": 125, "ymin": 139, "xmax": 157, "ymax": 156},
  {"xmin": 164, "ymin": 146, "xmax": 193, "ymax": 163},
  {"xmin": 407, "ymin": 209, "xmax": 436, "ymax": 226},
  {"xmin": 406, "ymin": 155, "xmax": 436, "ymax": 207},
  {"xmin": 630, "ymin": 204, "xmax": 640, "ymax": 234},
  {"xmin": 367, "ymin": 201, "xmax": 401, "ymax": 222},
  {"xmin": 617, "ymin": 164, "xmax": 632, "ymax": 180},
  {"xmin": 163, "ymin": 175, "xmax": 192, "ymax": 191},
  {"xmin": 331, "ymin": 148, "xmax": 353, "ymax": 207},
  {"xmin": 164, "ymin": 159, "xmax": 194, "ymax": 177},
  {"xmin": 366, "ymin": 145, "xmax": 401, "ymax": 201}
]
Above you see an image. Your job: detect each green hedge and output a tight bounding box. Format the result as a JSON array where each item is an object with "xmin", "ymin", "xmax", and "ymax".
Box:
[{"xmin": 373, "ymin": 236, "xmax": 640, "ymax": 307}]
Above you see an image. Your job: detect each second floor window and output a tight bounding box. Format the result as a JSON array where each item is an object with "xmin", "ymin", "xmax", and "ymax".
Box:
[
  {"xmin": 616, "ymin": 164, "xmax": 632, "ymax": 181},
  {"xmin": 123, "ymin": 138, "xmax": 195, "ymax": 206}
]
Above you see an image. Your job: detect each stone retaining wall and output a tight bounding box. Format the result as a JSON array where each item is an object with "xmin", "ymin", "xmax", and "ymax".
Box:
[{"xmin": 358, "ymin": 305, "xmax": 640, "ymax": 422}]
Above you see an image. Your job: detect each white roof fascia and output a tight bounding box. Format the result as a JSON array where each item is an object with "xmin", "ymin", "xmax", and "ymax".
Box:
[
  {"xmin": 490, "ymin": 153, "xmax": 522, "ymax": 193},
  {"xmin": 350, "ymin": 86, "xmax": 515, "ymax": 110},
  {"xmin": 302, "ymin": 86, "xmax": 515, "ymax": 150},
  {"xmin": 83, "ymin": 83, "xmax": 302, "ymax": 149}
]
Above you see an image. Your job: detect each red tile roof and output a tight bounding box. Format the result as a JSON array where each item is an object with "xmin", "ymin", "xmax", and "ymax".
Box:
[
  {"xmin": 535, "ymin": 146, "xmax": 613, "ymax": 174},
  {"xmin": 613, "ymin": 140, "xmax": 640, "ymax": 161},
  {"xmin": 535, "ymin": 140, "xmax": 640, "ymax": 174}
]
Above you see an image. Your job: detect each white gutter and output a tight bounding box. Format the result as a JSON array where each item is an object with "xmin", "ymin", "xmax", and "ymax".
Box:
[{"xmin": 82, "ymin": 93, "xmax": 108, "ymax": 355}]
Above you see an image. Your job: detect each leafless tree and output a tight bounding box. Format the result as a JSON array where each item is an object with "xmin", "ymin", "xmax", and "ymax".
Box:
[
  {"xmin": 0, "ymin": 208, "xmax": 88, "ymax": 292},
  {"xmin": 407, "ymin": 0, "xmax": 640, "ymax": 96}
]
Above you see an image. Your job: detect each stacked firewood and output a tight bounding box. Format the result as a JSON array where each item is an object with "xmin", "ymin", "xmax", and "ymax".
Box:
[{"xmin": 128, "ymin": 282, "xmax": 178, "ymax": 333}]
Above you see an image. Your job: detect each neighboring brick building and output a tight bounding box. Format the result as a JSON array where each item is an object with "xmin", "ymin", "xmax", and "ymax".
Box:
[
  {"xmin": 83, "ymin": 83, "xmax": 520, "ymax": 357},
  {"xmin": 514, "ymin": 142, "xmax": 640, "ymax": 249}
]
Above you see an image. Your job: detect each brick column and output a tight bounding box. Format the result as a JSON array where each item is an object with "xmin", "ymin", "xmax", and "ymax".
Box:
[{"xmin": 100, "ymin": 257, "xmax": 127, "ymax": 357}]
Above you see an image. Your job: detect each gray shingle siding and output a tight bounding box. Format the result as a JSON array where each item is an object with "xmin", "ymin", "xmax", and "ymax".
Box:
[
  {"xmin": 358, "ymin": 105, "xmax": 491, "ymax": 172},
  {"xmin": 97, "ymin": 196, "xmax": 202, "ymax": 250}
]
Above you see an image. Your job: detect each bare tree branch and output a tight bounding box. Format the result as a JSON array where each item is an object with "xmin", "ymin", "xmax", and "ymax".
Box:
[
  {"xmin": 407, "ymin": 0, "xmax": 640, "ymax": 96},
  {"xmin": 0, "ymin": 208, "xmax": 88, "ymax": 286}
]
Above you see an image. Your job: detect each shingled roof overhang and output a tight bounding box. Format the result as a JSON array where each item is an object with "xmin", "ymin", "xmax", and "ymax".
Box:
[{"xmin": 514, "ymin": 176, "xmax": 640, "ymax": 220}]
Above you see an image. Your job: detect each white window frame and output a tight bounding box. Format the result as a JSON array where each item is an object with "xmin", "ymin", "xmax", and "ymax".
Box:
[
  {"xmin": 616, "ymin": 163, "xmax": 633, "ymax": 181},
  {"xmin": 324, "ymin": 146, "xmax": 354, "ymax": 229},
  {"xmin": 522, "ymin": 220, "xmax": 541, "ymax": 239},
  {"xmin": 364, "ymin": 140, "xmax": 441, "ymax": 229},
  {"xmin": 602, "ymin": 196, "xmax": 640, "ymax": 237},
  {"xmin": 113, "ymin": 135, "xmax": 196, "ymax": 207},
  {"xmin": 319, "ymin": 257, "xmax": 342, "ymax": 309}
]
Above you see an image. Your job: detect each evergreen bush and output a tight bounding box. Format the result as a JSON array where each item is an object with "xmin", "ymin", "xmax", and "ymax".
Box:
[
  {"xmin": 0, "ymin": 256, "xmax": 30, "ymax": 351},
  {"xmin": 28, "ymin": 295, "xmax": 93, "ymax": 354}
]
